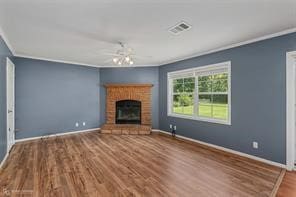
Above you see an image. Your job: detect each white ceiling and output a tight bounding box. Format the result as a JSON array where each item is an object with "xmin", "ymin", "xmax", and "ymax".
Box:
[{"xmin": 0, "ymin": 0, "xmax": 296, "ymax": 67}]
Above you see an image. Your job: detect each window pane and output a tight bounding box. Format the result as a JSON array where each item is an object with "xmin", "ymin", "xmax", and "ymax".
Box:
[
  {"xmin": 173, "ymin": 83, "xmax": 183, "ymax": 93},
  {"xmin": 174, "ymin": 78, "xmax": 183, "ymax": 84},
  {"xmin": 212, "ymin": 73, "xmax": 227, "ymax": 80},
  {"xmin": 198, "ymin": 80, "xmax": 212, "ymax": 93},
  {"xmin": 183, "ymin": 106, "xmax": 194, "ymax": 115},
  {"xmin": 213, "ymin": 105, "xmax": 228, "ymax": 120},
  {"xmin": 198, "ymin": 95, "xmax": 212, "ymax": 117},
  {"xmin": 212, "ymin": 79, "xmax": 228, "ymax": 92},
  {"xmin": 199, "ymin": 104, "xmax": 212, "ymax": 117},
  {"xmin": 181, "ymin": 94, "xmax": 194, "ymax": 115},
  {"xmin": 199, "ymin": 75, "xmax": 211, "ymax": 81},
  {"xmin": 212, "ymin": 94, "xmax": 228, "ymax": 104},
  {"xmin": 173, "ymin": 95, "xmax": 182, "ymax": 114},
  {"xmin": 212, "ymin": 94, "xmax": 228, "ymax": 120},
  {"xmin": 184, "ymin": 77, "xmax": 195, "ymax": 83},
  {"xmin": 199, "ymin": 94, "xmax": 211, "ymax": 104},
  {"xmin": 184, "ymin": 82, "xmax": 195, "ymax": 93}
]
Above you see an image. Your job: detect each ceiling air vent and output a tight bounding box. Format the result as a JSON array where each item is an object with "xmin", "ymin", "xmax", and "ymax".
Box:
[{"xmin": 169, "ymin": 21, "xmax": 192, "ymax": 35}]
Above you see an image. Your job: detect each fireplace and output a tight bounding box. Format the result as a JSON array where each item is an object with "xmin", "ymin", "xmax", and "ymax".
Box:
[
  {"xmin": 101, "ymin": 84, "xmax": 152, "ymax": 135},
  {"xmin": 116, "ymin": 100, "xmax": 141, "ymax": 124}
]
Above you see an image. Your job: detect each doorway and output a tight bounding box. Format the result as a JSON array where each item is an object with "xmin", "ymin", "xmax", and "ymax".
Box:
[
  {"xmin": 286, "ymin": 51, "xmax": 296, "ymax": 170},
  {"xmin": 6, "ymin": 57, "xmax": 15, "ymax": 154}
]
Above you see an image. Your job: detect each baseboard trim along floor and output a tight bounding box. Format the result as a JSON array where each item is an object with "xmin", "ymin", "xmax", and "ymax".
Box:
[
  {"xmin": 0, "ymin": 132, "xmax": 283, "ymax": 196},
  {"xmin": 15, "ymin": 128, "xmax": 101, "ymax": 143},
  {"xmin": 152, "ymin": 129, "xmax": 286, "ymax": 169},
  {"xmin": 0, "ymin": 152, "xmax": 9, "ymax": 170},
  {"xmin": 10, "ymin": 128, "xmax": 286, "ymax": 169}
]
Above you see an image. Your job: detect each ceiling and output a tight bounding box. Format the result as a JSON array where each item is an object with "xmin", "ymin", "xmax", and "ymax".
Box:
[{"xmin": 0, "ymin": 0, "xmax": 296, "ymax": 67}]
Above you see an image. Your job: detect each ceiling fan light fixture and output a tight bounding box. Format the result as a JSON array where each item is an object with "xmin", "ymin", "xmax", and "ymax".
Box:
[{"xmin": 110, "ymin": 42, "xmax": 136, "ymax": 66}]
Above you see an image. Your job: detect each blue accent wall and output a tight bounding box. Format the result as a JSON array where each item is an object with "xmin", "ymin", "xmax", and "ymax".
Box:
[
  {"xmin": 14, "ymin": 57, "xmax": 100, "ymax": 139},
  {"xmin": 100, "ymin": 67, "xmax": 159, "ymax": 128},
  {"xmin": 4, "ymin": 32, "xmax": 296, "ymax": 165},
  {"xmin": 159, "ymin": 32, "xmax": 296, "ymax": 164},
  {"xmin": 0, "ymin": 36, "xmax": 13, "ymax": 163}
]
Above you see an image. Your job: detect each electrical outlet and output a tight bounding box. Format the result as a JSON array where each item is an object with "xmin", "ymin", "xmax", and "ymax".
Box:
[
  {"xmin": 253, "ymin": 141, "xmax": 258, "ymax": 149},
  {"xmin": 173, "ymin": 126, "xmax": 177, "ymax": 130},
  {"xmin": 75, "ymin": 122, "xmax": 79, "ymax": 127},
  {"xmin": 83, "ymin": 122, "xmax": 86, "ymax": 126},
  {"xmin": 169, "ymin": 124, "xmax": 173, "ymax": 129}
]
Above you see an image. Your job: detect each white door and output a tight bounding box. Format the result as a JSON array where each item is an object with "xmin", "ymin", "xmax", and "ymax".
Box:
[
  {"xmin": 294, "ymin": 56, "xmax": 296, "ymax": 165},
  {"xmin": 295, "ymin": 57, "xmax": 296, "ymax": 165},
  {"xmin": 6, "ymin": 58, "xmax": 15, "ymax": 153},
  {"xmin": 294, "ymin": 56, "xmax": 296, "ymax": 166}
]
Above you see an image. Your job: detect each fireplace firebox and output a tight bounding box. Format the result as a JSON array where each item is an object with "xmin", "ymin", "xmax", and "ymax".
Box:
[{"xmin": 116, "ymin": 100, "xmax": 141, "ymax": 124}]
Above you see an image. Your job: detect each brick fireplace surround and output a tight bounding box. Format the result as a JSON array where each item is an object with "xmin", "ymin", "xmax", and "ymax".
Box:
[{"xmin": 101, "ymin": 84, "xmax": 153, "ymax": 135}]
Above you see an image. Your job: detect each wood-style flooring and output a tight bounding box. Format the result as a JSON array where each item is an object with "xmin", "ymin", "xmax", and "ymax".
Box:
[
  {"xmin": 0, "ymin": 132, "xmax": 283, "ymax": 196},
  {"xmin": 277, "ymin": 170, "xmax": 296, "ymax": 197}
]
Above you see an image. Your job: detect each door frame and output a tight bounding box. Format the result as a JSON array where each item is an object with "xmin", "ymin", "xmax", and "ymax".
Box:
[
  {"xmin": 286, "ymin": 51, "xmax": 296, "ymax": 170},
  {"xmin": 6, "ymin": 57, "xmax": 15, "ymax": 154}
]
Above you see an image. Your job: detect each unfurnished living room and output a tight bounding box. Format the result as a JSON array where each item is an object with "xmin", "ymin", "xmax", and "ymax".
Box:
[{"xmin": 0, "ymin": 0, "xmax": 296, "ymax": 196}]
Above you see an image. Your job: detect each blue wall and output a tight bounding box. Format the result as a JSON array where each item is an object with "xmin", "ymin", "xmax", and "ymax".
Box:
[
  {"xmin": 0, "ymin": 37, "xmax": 13, "ymax": 163},
  {"xmin": 159, "ymin": 32, "xmax": 296, "ymax": 164},
  {"xmin": 4, "ymin": 32, "xmax": 296, "ymax": 165},
  {"xmin": 14, "ymin": 57, "xmax": 100, "ymax": 139},
  {"xmin": 100, "ymin": 67, "xmax": 159, "ymax": 128}
]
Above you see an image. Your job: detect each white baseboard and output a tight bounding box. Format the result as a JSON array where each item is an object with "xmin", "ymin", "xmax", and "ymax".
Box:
[
  {"xmin": 0, "ymin": 152, "xmax": 9, "ymax": 170},
  {"xmin": 15, "ymin": 128, "xmax": 100, "ymax": 143},
  {"xmin": 152, "ymin": 129, "xmax": 286, "ymax": 169},
  {"xmin": 0, "ymin": 141, "xmax": 15, "ymax": 170}
]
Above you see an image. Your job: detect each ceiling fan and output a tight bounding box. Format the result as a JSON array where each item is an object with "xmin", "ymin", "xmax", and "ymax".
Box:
[{"xmin": 102, "ymin": 42, "xmax": 151, "ymax": 66}]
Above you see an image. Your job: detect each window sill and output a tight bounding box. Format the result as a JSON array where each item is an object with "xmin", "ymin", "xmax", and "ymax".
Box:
[{"xmin": 167, "ymin": 113, "xmax": 231, "ymax": 125}]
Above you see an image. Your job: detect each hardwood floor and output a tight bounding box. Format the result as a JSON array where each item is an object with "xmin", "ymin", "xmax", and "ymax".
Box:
[
  {"xmin": 0, "ymin": 132, "xmax": 283, "ymax": 196},
  {"xmin": 277, "ymin": 171, "xmax": 296, "ymax": 197}
]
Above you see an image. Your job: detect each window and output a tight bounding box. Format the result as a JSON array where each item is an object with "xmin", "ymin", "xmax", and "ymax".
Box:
[
  {"xmin": 168, "ymin": 61, "xmax": 231, "ymax": 125},
  {"xmin": 198, "ymin": 73, "xmax": 228, "ymax": 120},
  {"xmin": 173, "ymin": 77, "xmax": 195, "ymax": 115}
]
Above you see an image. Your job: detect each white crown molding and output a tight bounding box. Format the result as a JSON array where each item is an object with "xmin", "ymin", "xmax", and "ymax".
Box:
[
  {"xmin": 0, "ymin": 25, "xmax": 15, "ymax": 55},
  {"xmin": 2, "ymin": 24, "xmax": 296, "ymax": 68},
  {"xmin": 15, "ymin": 127, "xmax": 100, "ymax": 143},
  {"xmin": 94, "ymin": 63, "xmax": 159, "ymax": 68},
  {"xmin": 18, "ymin": 27, "xmax": 296, "ymax": 68},
  {"xmin": 15, "ymin": 53, "xmax": 158, "ymax": 68},
  {"xmin": 15, "ymin": 54, "xmax": 103, "ymax": 68},
  {"xmin": 159, "ymin": 27, "xmax": 296, "ymax": 66},
  {"xmin": 152, "ymin": 129, "xmax": 286, "ymax": 169}
]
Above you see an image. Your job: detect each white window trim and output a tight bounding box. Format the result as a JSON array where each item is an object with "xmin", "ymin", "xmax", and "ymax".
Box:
[{"xmin": 167, "ymin": 61, "xmax": 231, "ymax": 125}]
